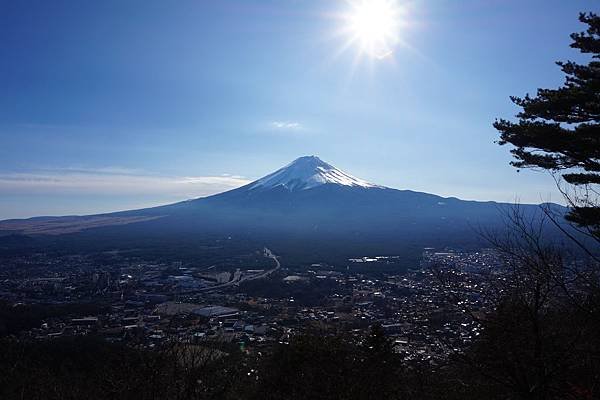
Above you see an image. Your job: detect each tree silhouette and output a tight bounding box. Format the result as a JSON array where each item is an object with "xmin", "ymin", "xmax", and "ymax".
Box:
[{"xmin": 494, "ymin": 13, "xmax": 600, "ymax": 242}]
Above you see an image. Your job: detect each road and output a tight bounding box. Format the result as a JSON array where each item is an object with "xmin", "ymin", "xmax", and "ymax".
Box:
[
  {"xmin": 198, "ymin": 247, "xmax": 280, "ymax": 291},
  {"xmin": 242, "ymin": 247, "xmax": 280, "ymax": 282}
]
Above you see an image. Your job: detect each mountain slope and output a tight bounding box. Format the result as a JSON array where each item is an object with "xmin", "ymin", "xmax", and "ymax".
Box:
[{"xmin": 0, "ymin": 156, "xmax": 564, "ymax": 262}]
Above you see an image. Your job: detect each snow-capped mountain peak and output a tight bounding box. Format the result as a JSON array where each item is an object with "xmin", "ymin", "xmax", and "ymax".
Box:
[{"xmin": 248, "ymin": 156, "xmax": 384, "ymax": 191}]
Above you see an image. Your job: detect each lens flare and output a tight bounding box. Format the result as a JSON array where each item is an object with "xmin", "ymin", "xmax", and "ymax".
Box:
[{"xmin": 342, "ymin": 0, "xmax": 405, "ymax": 59}]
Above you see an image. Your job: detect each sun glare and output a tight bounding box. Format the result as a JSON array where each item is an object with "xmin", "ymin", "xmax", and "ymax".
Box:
[{"xmin": 343, "ymin": 0, "xmax": 404, "ymax": 59}]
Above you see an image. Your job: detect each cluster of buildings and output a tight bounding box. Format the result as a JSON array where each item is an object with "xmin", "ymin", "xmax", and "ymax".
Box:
[{"xmin": 0, "ymin": 248, "xmax": 504, "ymax": 362}]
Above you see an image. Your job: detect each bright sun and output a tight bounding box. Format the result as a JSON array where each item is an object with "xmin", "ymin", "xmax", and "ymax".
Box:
[{"xmin": 343, "ymin": 0, "xmax": 404, "ymax": 59}]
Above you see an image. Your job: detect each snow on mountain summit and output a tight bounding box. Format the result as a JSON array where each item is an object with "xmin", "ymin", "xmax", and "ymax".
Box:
[{"xmin": 248, "ymin": 156, "xmax": 384, "ymax": 191}]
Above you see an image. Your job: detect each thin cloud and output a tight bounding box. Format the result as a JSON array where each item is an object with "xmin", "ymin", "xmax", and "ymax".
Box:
[
  {"xmin": 270, "ymin": 121, "xmax": 303, "ymax": 130},
  {"xmin": 0, "ymin": 168, "xmax": 250, "ymax": 198}
]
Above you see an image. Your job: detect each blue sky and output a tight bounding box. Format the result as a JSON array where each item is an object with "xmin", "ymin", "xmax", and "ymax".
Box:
[{"xmin": 0, "ymin": 0, "xmax": 592, "ymax": 219}]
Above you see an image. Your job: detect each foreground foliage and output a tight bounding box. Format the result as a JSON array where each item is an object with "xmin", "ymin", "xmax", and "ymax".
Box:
[{"xmin": 495, "ymin": 13, "xmax": 600, "ymax": 242}]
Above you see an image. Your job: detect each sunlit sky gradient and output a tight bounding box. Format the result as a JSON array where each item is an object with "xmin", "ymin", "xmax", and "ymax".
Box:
[{"xmin": 0, "ymin": 0, "xmax": 592, "ymax": 219}]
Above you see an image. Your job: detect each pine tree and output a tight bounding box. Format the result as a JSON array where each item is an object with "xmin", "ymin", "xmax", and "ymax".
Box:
[{"xmin": 494, "ymin": 13, "xmax": 600, "ymax": 241}]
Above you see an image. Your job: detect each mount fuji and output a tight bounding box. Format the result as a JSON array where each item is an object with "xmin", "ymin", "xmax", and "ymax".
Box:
[
  {"xmin": 0, "ymin": 156, "xmax": 562, "ymax": 262},
  {"xmin": 247, "ymin": 156, "xmax": 383, "ymax": 191}
]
